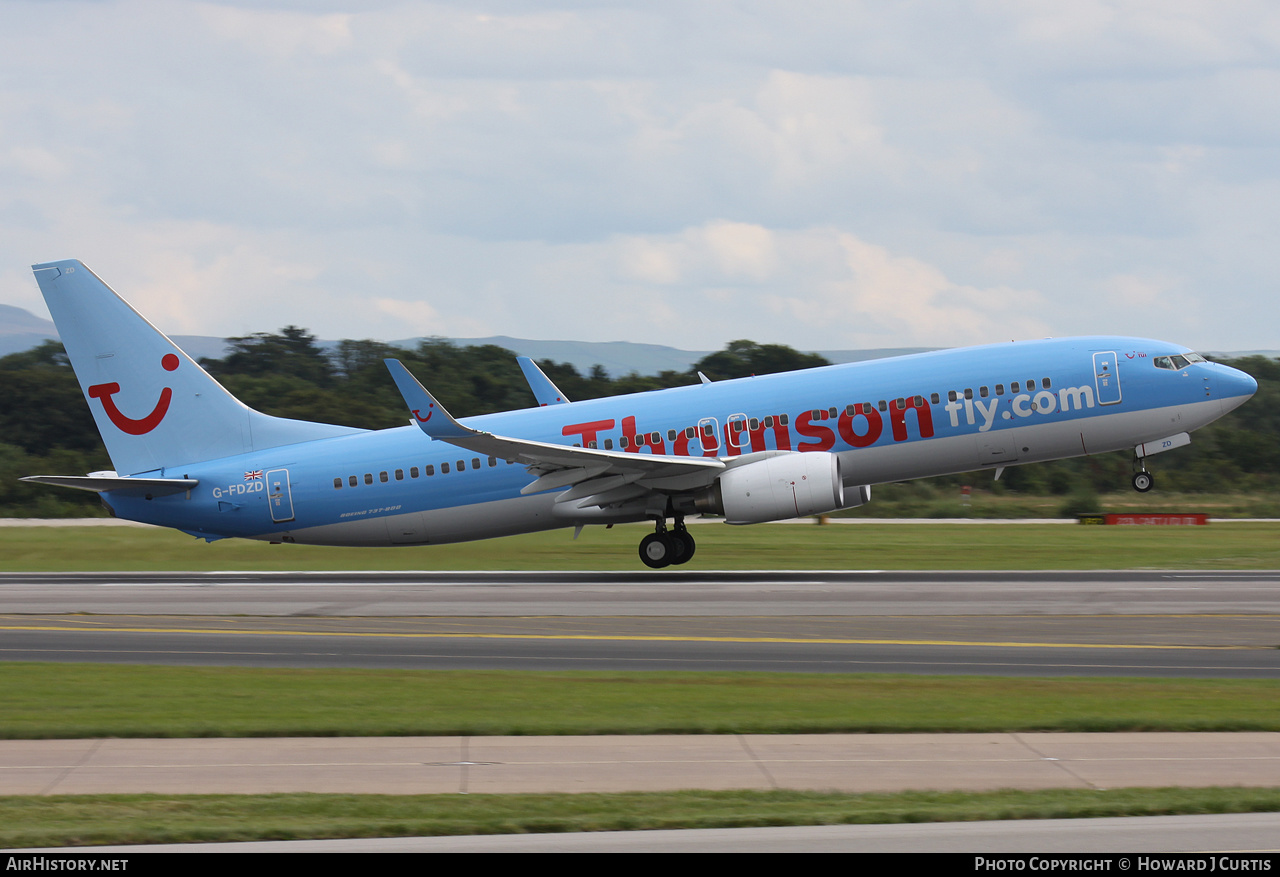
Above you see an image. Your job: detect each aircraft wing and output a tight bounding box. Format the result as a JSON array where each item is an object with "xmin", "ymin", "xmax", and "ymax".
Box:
[
  {"xmin": 385, "ymin": 359, "xmax": 725, "ymax": 506},
  {"xmin": 516, "ymin": 356, "xmax": 571, "ymax": 405}
]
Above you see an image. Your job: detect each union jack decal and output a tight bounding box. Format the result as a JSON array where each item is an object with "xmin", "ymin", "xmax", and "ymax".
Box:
[{"xmin": 244, "ymin": 470, "xmax": 263, "ymax": 481}]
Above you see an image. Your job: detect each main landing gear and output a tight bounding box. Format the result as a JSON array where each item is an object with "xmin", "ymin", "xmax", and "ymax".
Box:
[
  {"xmin": 638, "ymin": 517, "xmax": 696, "ymax": 569},
  {"xmin": 1132, "ymin": 457, "xmax": 1154, "ymax": 493}
]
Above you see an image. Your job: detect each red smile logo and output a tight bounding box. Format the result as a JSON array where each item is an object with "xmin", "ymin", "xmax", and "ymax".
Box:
[
  {"xmin": 412, "ymin": 402, "xmax": 434, "ymax": 423},
  {"xmin": 88, "ymin": 354, "xmax": 179, "ymax": 436}
]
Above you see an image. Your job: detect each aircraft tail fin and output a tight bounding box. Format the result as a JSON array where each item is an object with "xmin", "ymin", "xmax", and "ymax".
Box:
[{"xmin": 31, "ymin": 259, "xmax": 362, "ymax": 476}]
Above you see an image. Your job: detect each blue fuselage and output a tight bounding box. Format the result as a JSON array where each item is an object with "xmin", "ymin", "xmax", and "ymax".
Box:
[{"xmin": 102, "ymin": 336, "xmax": 1257, "ymax": 547}]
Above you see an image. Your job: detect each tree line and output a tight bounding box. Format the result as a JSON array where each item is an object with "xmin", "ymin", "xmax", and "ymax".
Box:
[{"xmin": 0, "ymin": 328, "xmax": 1275, "ymax": 516}]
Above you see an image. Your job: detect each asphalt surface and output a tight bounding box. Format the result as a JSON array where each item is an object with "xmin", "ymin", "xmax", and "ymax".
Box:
[
  {"xmin": 3, "ymin": 567, "xmax": 1277, "ymax": 852},
  {"xmin": 2, "ymin": 570, "xmax": 1277, "ymax": 676}
]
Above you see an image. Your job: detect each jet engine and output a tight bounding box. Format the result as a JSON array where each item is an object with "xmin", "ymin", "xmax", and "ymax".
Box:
[{"xmin": 693, "ymin": 451, "xmax": 862, "ymax": 524}]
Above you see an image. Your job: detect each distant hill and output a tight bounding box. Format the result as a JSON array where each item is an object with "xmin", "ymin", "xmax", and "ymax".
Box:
[
  {"xmin": 2, "ymin": 303, "xmax": 1273, "ymax": 375},
  {"xmin": 0, "ymin": 304, "xmax": 57, "ymax": 357}
]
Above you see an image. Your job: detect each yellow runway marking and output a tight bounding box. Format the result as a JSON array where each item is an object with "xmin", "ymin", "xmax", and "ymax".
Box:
[{"xmin": 0, "ymin": 624, "xmax": 1255, "ymax": 650}]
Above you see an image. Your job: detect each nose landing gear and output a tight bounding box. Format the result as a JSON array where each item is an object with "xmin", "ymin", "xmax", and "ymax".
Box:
[
  {"xmin": 1132, "ymin": 458, "xmax": 1154, "ymax": 492},
  {"xmin": 638, "ymin": 517, "xmax": 696, "ymax": 569}
]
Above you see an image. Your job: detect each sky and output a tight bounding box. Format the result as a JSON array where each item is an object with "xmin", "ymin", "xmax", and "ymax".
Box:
[{"xmin": 2, "ymin": 0, "xmax": 1279, "ymax": 353}]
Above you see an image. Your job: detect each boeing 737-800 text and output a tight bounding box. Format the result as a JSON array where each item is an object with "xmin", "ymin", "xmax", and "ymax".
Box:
[{"xmin": 23, "ymin": 260, "xmax": 1257, "ymax": 567}]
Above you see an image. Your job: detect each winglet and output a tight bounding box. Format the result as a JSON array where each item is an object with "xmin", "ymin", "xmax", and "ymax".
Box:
[
  {"xmin": 384, "ymin": 359, "xmax": 474, "ymax": 440},
  {"xmin": 516, "ymin": 356, "xmax": 571, "ymax": 405}
]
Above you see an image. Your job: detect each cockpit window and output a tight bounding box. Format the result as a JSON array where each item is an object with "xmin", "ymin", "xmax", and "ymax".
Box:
[{"xmin": 1155, "ymin": 353, "xmax": 1201, "ymax": 370}]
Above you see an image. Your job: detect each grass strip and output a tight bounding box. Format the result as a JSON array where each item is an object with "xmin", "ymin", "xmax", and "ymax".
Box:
[
  {"xmin": 3, "ymin": 665, "xmax": 1279, "ymax": 738},
  {"xmin": 3, "ymin": 521, "xmax": 1280, "ymax": 570},
  {"xmin": 3, "ymin": 787, "xmax": 1280, "ymax": 848}
]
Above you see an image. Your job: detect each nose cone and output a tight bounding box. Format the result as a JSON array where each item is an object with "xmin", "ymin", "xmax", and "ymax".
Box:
[{"xmin": 1215, "ymin": 363, "xmax": 1257, "ymax": 414}]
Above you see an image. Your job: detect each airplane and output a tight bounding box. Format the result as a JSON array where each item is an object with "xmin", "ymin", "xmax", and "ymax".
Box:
[{"xmin": 22, "ymin": 259, "xmax": 1258, "ymax": 568}]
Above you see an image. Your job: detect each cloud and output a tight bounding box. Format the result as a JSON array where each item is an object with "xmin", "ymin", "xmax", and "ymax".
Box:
[{"xmin": 1, "ymin": 1, "xmax": 1278, "ymax": 354}]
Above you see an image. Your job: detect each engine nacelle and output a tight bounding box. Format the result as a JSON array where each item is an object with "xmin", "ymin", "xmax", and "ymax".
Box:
[{"xmin": 703, "ymin": 452, "xmax": 848, "ymax": 524}]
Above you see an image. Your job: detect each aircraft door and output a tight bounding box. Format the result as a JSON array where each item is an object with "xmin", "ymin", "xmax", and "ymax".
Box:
[
  {"xmin": 266, "ymin": 468, "xmax": 296, "ymax": 523},
  {"xmin": 726, "ymin": 413, "xmax": 750, "ymax": 449},
  {"xmin": 697, "ymin": 417, "xmax": 720, "ymax": 453},
  {"xmin": 1093, "ymin": 352, "xmax": 1122, "ymax": 405}
]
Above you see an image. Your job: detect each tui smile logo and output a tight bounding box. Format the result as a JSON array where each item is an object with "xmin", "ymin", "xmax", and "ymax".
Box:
[
  {"xmin": 413, "ymin": 402, "xmax": 434, "ymax": 423},
  {"xmin": 87, "ymin": 353, "xmax": 179, "ymax": 435}
]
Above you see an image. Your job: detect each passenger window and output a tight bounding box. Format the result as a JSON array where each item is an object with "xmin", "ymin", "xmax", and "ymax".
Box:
[
  {"xmin": 411, "ymin": 467, "xmax": 419, "ymax": 478},
  {"xmin": 995, "ymin": 384, "xmax": 1004, "ymax": 395},
  {"xmin": 380, "ymin": 471, "xmax": 388, "ymax": 483},
  {"xmin": 748, "ymin": 418, "xmax": 759, "ymax": 430},
  {"xmin": 395, "ymin": 469, "xmax": 404, "ymax": 481},
  {"xmin": 964, "ymin": 388, "xmax": 973, "ymax": 400},
  {"xmin": 457, "ymin": 460, "xmax": 465, "ymax": 472},
  {"xmin": 425, "ymin": 465, "xmax": 435, "ymax": 476},
  {"xmin": 472, "ymin": 458, "xmax": 480, "ymax": 469},
  {"xmin": 878, "ymin": 400, "xmax": 888, "ymax": 412},
  {"xmin": 441, "ymin": 462, "xmax": 450, "ymax": 474},
  {"xmin": 778, "ymin": 414, "xmax": 789, "ymax": 426},
  {"xmin": 620, "ymin": 436, "xmax": 629, "ymax": 448},
  {"xmin": 489, "ymin": 456, "xmax": 497, "ymax": 467},
  {"xmin": 685, "ymin": 426, "xmax": 696, "ymax": 438},
  {"xmin": 333, "ymin": 478, "xmax": 342, "ymax": 489},
  {"xmin": 1042, "ymin": 377, "xmax": 1051, "ymax": 389},
  {"xmin": 348, "ymin": 475, "xmax": 357, "ymax": 487},
  {"xmin": 364, "ymin": 473, "xmax": 373, "ymax": 485},
  {"xmin": 980, "ymin": 387, "xmax": 988, "ymax": 398},
  {"xmin": 604, "ymin": 439, "xmax": 613, "ymax": 450},
  {"xmin": 930, "ymin": 393, "xmax": 939, "ymax": 404},
  {"xmin": 948, "ymin": 390, "xmax": 957, "ymax": 402},
  {"xmin": 1011, "ymin": 381, "xmax": 1020, "ymax": 393}
]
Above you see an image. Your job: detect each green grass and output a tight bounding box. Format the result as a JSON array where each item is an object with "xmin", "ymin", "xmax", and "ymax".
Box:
[
  {"xmin": 4, "ymin": 520, "xmax": 1280, "ymax": 570},
  {"xmin": 4, "ymin": 520, "xmax": 1278, "ymax": 845},
  {"xmin": 3, "ymin": 665, "xmax": 1278, "ymax": 738},
  {"xmin": 4, "ymin": 787, "xmax": 1280, "ymax": 848}
]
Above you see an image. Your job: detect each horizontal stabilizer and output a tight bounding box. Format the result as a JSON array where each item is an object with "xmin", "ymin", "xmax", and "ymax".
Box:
[{"xmin": 21, "ymin": 474, "xmax": 198, "ymax": 497}]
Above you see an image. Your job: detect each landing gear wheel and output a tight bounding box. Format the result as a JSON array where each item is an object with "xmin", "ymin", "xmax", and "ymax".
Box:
[
  {"xmin": 639, "ymin": 532, "xmax": 676, "ymax": 569},
  {"xmin": 670, "ymin": 528, "xmax": 696, "ymax": 565},
  {"xmin": 1132, "ymin": 471, "xmax": 1153, "ymax": 492}
]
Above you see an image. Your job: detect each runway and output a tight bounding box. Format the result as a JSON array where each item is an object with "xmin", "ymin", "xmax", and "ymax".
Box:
[
  {"xmin": 1, "ymin": 570, "xmax": 1277, "ymax": 677},
  {"xmin": 4, "ymin": 568, "xmax": 1277, "ymax": 852},
  {"xmin": 4, "ymin": 569, "xmax": 1279, "ymax": 615}
]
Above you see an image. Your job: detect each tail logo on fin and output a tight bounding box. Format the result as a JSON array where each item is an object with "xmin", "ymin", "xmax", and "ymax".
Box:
[
  {"xmin": 87, "ymin": 354, "xmax": 180, "ymax": 436},
  {"xmin": 412, "ymin": 402, "xmax": 435, "ymax": 423}
]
